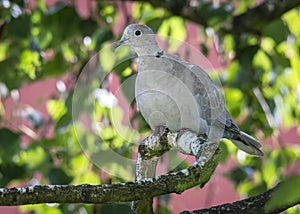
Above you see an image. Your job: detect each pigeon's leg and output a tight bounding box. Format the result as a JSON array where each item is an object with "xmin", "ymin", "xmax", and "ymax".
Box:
[
  {"xmin": 176, "ymin": 129, "xmax": 219, "ymax": 166},
  {"xmin": 191, "ymin": 140, "xmax": 219, "ymax": 167},
  {"xmin": 175, "ymin": 130, "xmax": 199, "ymax": 155}
]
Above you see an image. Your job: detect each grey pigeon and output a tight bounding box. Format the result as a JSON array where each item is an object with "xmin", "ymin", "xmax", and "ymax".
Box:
[{"xmin": 115, "ymin": 24, "xmax": 263, "ymax": 156}]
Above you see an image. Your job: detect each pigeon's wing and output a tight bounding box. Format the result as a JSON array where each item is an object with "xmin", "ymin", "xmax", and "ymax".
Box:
[
  {"xmin": 163, "ymin": 53, "xmax": 226, "ymax": 125},
  {"xmin": 189, "ymin": 63, "xmax": 227, "ymax": 126},
  {"xmin": 164, "ymin": 53, "xmax": 225, "ymax": 124},
  {"xmin": 158, "ymin": 53, "xmax": 263, "ymax": 156},
  {"xmin": 189, "ymin": 63, "xmax": 263, "ymax": 156}
]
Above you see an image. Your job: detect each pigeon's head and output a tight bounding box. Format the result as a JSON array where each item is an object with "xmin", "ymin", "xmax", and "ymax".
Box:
[{"xmin": 114, "ymin": 24, "xmax": 161, "ymax": 55}]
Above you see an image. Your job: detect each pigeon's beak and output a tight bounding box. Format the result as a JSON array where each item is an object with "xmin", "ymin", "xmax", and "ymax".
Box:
[{"xmin": 114, "ymin": 37, "xmax": 129, "ymax": 49}]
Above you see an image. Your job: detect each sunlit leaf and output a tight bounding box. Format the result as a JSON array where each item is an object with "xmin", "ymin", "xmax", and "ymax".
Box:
[
  {"xmin": 261, "ymin": 160, "xmax": 277, "ymax": 188},
  {"xmin": 36, "ymin": 0, "xmax": 47, "ymax": 12},
  {"xmin": 253, "ymin": 50, "xmax": 272, "ymax": 72},
  {"xmin": 47, "ymin": 99, "xmax": 67, "ymax": 121},
  {"xmin": 71, "ymin": 155, "xmax": 92, "ymax": 180},
  {"xmin": 132, "ymin": 2, "xmax": 164, "ymax": 23},
  {"xmin": 283, "ymin": 9, "xmax": 300, "ymax": 36},
  {"xmin": 20, "ymin": 204, "xmax": 61, "ymax": 214},
  {"xmin": 18, "ymin": 50, "xmax": 41, "ymax": 79},
  {"xmin": 19, "ymin": 146, "xmax": 46, "ymax": 170},
  {"xmin": 0, "ymin": 43, "xmax": 9, "ymax": 61},
  {"xmin": 224, "ymin": 88, "xmax": 243, "ymax": 117},
  {"xmin": 158, "ymin": 17, "xmax": 186, "ymax": 51}
]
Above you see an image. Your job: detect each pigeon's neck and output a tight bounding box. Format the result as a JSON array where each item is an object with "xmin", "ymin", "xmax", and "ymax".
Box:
[{"xmin": 134, "ymin": 43, "xmax": 163, "ymax": 57}]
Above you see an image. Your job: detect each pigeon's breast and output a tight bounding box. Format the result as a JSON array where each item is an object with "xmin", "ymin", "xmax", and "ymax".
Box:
[{"xmin": 135, "ymin": 56, "xmax": 208, "ymax": 133}]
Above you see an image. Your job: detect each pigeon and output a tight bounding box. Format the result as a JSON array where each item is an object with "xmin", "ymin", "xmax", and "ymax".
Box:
[{"xmin": 114, "ymin": 24, "xmax": 263, "ymax": 156}]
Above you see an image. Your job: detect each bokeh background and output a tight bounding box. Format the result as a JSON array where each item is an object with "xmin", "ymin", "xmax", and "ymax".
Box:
[{"xmin": 0, "ymin": 0, "xmax": 300, "ymax": 213}]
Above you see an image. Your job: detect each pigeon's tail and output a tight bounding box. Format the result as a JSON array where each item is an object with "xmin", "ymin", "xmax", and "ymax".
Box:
[{"xmin": 230, "ymin": 131, "xmax": 264, "ymax": 156}]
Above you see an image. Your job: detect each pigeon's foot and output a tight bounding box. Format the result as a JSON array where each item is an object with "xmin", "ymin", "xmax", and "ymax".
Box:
[{"xmin": 193, "ymin": 142, "xmax": 219, "ymax": 167}]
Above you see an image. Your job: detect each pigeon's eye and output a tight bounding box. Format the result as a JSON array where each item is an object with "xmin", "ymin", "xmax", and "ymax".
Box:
[{"xmin": 134, "ymin": 30, "xmax": 142, "ymax": 37}]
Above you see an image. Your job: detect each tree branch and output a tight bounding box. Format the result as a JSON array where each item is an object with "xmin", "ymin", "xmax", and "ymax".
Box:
[
  {"xmin": 180, "ymin": 182, "xmax": 300, "ymax": 214},
  {"xmin": 128, "ymin": 0, "xmax": 300, "ymax": 34},
  {"xmin": 132, "ymin": 129, "xmax": 173, "ymax": 214},
  {"xmin": 0, "ymin": 143, "xmax": 220, "ymax": 206},
  {"xmin": 230, "ymin": 0, "xmax": 300, "ymax": 35},
  {"xmin": 131, "ymin": 128, "xmax": 216, "ymax": 213}
]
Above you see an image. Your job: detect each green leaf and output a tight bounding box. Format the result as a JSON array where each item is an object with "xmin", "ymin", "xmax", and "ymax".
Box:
[
  {"xmin": 0, "ymin": 163, "xmax": 27, "ymax": 186},
  {"xmin": 18, "ymin": 50, "xmax": 41, "ymax": 79},
  {"xmin": 226, "ymin": 166, "xmax": 254, "ymax": 186},
  {"xmin": 99, "ymin": 204, "xmax": 131, "ymax": 214},
  {"xmin": 261, "ymin": 159, "xmax": 277, "ymax": 187},
  {"xmin": 145, "ymin": 17, "xmax": 164, "ymax": 33},
  {"xmin": 283, "ymin": 9, "xmax": 300, "ymax": 36},
  {"xmin": 265, "ymin": 175, "xmax": 300, "ymax": 212},
  {"xmin": 158, "ymin": 17, "xmax": 186, "ymax": 51},
  {"xmin": 113, "ymin": 60, "xmax": 133, "ymax": 77},
  {"xmin": 218, "ymin": 140, "xmax": 229, "ymax": 163},
  {"xmin": 253, "ymin": 50, "xmax": 272, "ymax": 72},
  {"xmin": 36, "ymin": 0, "xmax": 47, "ymax": 12},
  {"xmin": 40, "ymin": 6, "xmax": 97, "ymax": 46},
  {"xmin": 19, "ymin": 146, "xmax": 46, "ymax": 170},
  {"xmin": 263, "ymin": 19, "xmax": 289, "ymax": 44},
  {"xmin": 0, "ymin": 128, "xmax": 20, "ymax": 162},
  {"xmin": 272, "ymin": 148, "xmax": 297, "ymax": 169},
  {"xmin": 0, "ymin": 58, "xmax": 24, "ymax": 89},
  {"xmin": 0, "ymin": 43, "xmax": 9, "ymax": 61},
  {"xmin": 56, "ymin": 113, "xmax": 72, "ymax": 131},
  {"xmin": 197, "ymin": 2, "xmax": 234, "ymax": 27},
  {"xmin": 248, "ymin": 182, "xmax": 267, "ymax": 197},
  {"xmin": 132, "ymin": 2, "xmax": 165, "ymax": 24},
  {"xmin": 94, "ymin": 28, "xmax": 114, "ymax": 50},
  {"xmin": 48, "ymin": 168, "xmax": 73, "ymax": 185},
  {"xmin": 43, "ymin": 51, "xmax": 69, "ymax": 76},
  {"xmin": 224, "ymin": 88, "xmax": 243, "ymax": 118},
  {"xmin": 47, "ymin": 99, "xmax": 67, "ymax": 121},
  {"xmin": 235, "ymin": 45, "xmax": 259, "ymax": 88},
  {"xmin": 272, "ymin": 51, "xmax": 290, "ymax": 69},
  {"xmin": 7, "ymin": 15, "xmax": 31, "ymax": 39}
]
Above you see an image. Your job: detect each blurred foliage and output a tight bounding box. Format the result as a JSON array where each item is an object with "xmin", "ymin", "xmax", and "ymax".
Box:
[
  {"xmin": 265, "ymin": 175, "xmax": 300, "ymax": 213},
  {"xmin": 0, "ymin": 0, "xmax": 299, "ymax": 213}
]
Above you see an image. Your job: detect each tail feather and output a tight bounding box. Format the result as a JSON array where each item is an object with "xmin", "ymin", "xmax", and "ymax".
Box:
[{"xmin": 230, "ymin": 131, "xmax": 264, "ymax": 156}]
